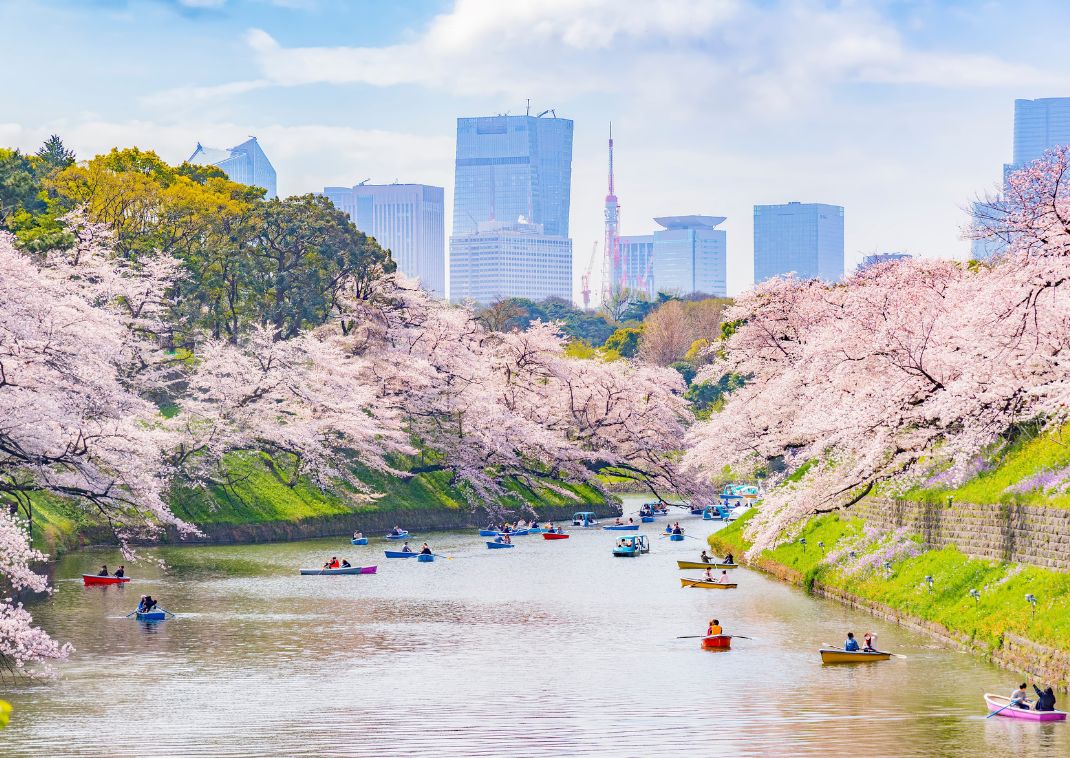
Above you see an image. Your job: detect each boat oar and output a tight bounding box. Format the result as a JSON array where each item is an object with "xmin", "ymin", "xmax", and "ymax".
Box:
[
  {"xmin": 675, "ymin": 634, "xmax": 753, "ymax": 640},
  {"xmin": 158, "ymin": 608, "xmax": 176, "ymax": 618},
  {"xmin": 431, "ymin": 553, "xmax": 454, "ymax": 560},
  {"xmin": 987, "ymin": 699, "xmax": 1024, "ymax": 719}
]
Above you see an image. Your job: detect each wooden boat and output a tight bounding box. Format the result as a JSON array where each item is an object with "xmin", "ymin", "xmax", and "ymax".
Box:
[
  {"xmin": 701, "ymin": 635, "xmax": 732, "ymax": 650},
  {"xmin": 417, "ymin": 554, "xmax": 435, "ymax": 563},
  {"xmin": 351, "ymin": 537, "xmax": 368, "ymax": 545},
  {"xmin": 819, "ymin": 648, "xmax": 892, "ymax": 664},
  {"xmin": 384, "ymin": 550, "xmax": 420, "ymax": 559},
  {"xmin": 602, "ymin": 524, "xmax": 639, "ymax": 531},
  {"xmin": 300, "ymin": 565, "xmax": 377, "ymax": 575},
  {"xmin": 680, "ymin": 578, "xmax": 737, "ymax": 589},
  {"xmin": 984, "ymin": 694, "xmax": 1068, "ymax": 721},
  {"xmin": 542, "ymin": 532, "xmax": 570, "ymax": 540},
  {"xmin": 487, "ymin": 540, "xmax": 514, "ymax": 549},
  {"xmin": 82, "ymin": 574, "xmax": 131, "ymax": 586},
  {"xmin": 677, "ymin": 560, "xmax": 738, "ymax": 570},
  {"xmin": 385, "ymin": 531, "xmax": 411, "ymax": 540},
  {"xmin": 135, "ymin": 611, "xmax": 168, "ymax": 621}
]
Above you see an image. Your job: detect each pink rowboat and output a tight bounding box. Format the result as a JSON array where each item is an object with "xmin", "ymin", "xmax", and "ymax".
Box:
[
  {"xmin": 985, "ymin": 694, "xmax": 1067, "ymax": 721},
  {"xmin": 82, "ymin": 574, "xmax": 131, "ymax": 586}
]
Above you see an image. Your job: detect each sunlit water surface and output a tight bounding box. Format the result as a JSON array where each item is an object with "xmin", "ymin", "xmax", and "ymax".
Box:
[{"xmin": 4, "ymin": 496, "xmax": 1068, "ymax": 757}]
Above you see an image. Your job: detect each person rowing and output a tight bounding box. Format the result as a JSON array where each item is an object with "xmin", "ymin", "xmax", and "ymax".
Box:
[
  {"xmin": 671, "ymin": 523, "xmax": 683, "ymax": 535},
  {"xmin": 390, "ymin": 525, "xmax": 404, "ymax": 536},
  {"xmin": 419, "ymin": 543, "xmax": 432, "ymax": 555},
  {"xmin": 114, "ymin": 565, "xmax": 125, "ymax": 578},
  {"xmin": 97, "ymin": 564, "xmax": 109, "ymax": 577},
  {"xmin": 401, "ymin": 542, "xmax": 413, "ymax": 553},
  {"xmin": 707, "ymin": 618, "xmax": 723, "ymax": 636},
  {"xmin": 844, "ymin": 632, "xmax": 860, "ymax": 652},
  {"xmin": 723, "ymin": 552, "xmax": 735, "ymax": 565},
  {"xmin": 1010, "ymin": 683, "xmax": 1031, "ymax": 710},
  {"xmin": 703, "ymin": 567, "xmax": 715, "ymax": 582},
  {"xmin": 353, "ymin": 530, "xmax": 363, "ymax": 540},
  {"xmin": 614, "ymin": 517, "xmax": 624, "ymax": 525},
  {"xmin": 700, "ymin": 550, "xmax": 712, "ymax": 564},
  {"xmin": 137, "ymin": 595, "xmax": 158, "ymax": 613}
]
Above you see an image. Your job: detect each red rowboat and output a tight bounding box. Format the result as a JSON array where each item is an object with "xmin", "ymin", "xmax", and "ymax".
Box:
[
  {"xmin": 701, "ymin": 635, "xmax": 732, "ymax": 650},
  {"xmin": 542, "ymin": 532, "xmax": 569, "ymax": 540},
  {"xmin": 82, "ymin": 574, "xmax": 131, "ymax": 586}
]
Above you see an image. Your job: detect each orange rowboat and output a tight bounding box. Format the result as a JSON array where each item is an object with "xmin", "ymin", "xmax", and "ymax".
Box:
[
  {"xmin": 680, "ymin": 578, "xmax": 737, "ymax": 589},
  {"xmin": 701, "ymin": 635, "xmax": 732, "ymax": 650}
]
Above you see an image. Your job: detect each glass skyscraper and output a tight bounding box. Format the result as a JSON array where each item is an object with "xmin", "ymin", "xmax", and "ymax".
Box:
[
  {"xmin": 753, "ymin": 202, "xmax": 844, "ymax": 284},
  {"xmin": 323, "ymin": 183, "xmax": 445, "ymax": 298},
  {"xmin": 618, "ymin": 234, "xmax": 655, "ymax": 299},
  {"xmin": 651, "ymin": 216, "xmax": 727, "ymax": 297},
  {"xmin": 188, "ymin": 137, "xmax": 277, "ymax": 198},
  {"xmin": 450, "ymin": 113, "xmax": 574, "ymax": 303}
]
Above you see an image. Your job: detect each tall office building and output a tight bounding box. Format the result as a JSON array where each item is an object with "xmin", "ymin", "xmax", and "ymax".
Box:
[
  {"xmin": 753, "ymin": 202, "xmax": 844, "ymax": 284},
  {"xmin": 450, "ymin": 112, "xmax": 574, "ymax": 303},
  {"xmin": 323, "ymin": 183, "xmax": 445, "ymax": 298},
  {"xmin": 973, "ymin": 97, "xmax": 1070, "ymax": 260},
  {"xmin": 449, "ymin": 220, "xmax": 572, "ymax": 304},
  {"xmin": 618, "ymin": 234, "xmax": 655, "ymax": 299},
  {"xmin": 857, "ymin": 252, "xmax": 912, "ymax": 272},
  {"xmin": 188, "ymin": 137, "xmax": 277, "ymax": 198},
  {"xmin": 651, "ymin": 216, "xmax": 727, "ymax": 297}
]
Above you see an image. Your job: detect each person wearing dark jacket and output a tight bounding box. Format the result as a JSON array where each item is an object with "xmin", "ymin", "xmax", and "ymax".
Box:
[{"xmin": 1034, "ymin": 685, "xmax": 1057, "ymax": 712}]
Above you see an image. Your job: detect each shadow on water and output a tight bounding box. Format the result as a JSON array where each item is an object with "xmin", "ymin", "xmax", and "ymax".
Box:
[{"xmin": 3, "ymin": 495, "xmax": 1067, "ymax": 757}]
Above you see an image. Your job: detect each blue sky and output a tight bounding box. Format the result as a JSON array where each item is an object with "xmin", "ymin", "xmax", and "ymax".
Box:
[{"xmin": 3, "ymin": 0, "xmax": 1068, "ymax": 299}]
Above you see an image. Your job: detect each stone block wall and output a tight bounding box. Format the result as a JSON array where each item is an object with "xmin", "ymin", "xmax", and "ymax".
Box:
[{"xmin": 854, "ymin": 498, "xmax": 1070, "ymax": 570}]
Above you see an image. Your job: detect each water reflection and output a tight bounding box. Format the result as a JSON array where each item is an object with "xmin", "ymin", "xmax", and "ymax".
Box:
[{"xmin": 4, "ymin": 495, "xmax": 1067, "ymax": 757}]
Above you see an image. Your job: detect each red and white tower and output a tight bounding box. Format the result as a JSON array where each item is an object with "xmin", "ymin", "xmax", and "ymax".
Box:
[{"xmin": 602, "ymin": 123, "xmax": 622, "ymax": 304}]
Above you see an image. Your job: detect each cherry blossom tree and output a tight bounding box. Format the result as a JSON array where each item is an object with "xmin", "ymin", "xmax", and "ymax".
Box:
[{"xmin": 687, "ymin": 147, "xmax": 1070, "ymax": 554}]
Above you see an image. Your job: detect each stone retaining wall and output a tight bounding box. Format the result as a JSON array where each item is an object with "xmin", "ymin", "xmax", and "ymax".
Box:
[{"xmin": 854, "ymin": 498, "xmax": 1070, "ymax": 570}]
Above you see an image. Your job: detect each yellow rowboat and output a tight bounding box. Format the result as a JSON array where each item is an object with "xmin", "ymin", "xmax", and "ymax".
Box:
[
  {"xmin": 819, "ymin": 648, "xmax": 892, "ymax": 664},
  {"xmin": 680, "ymin": 578, "xmax": 737, "ymax": 589},
  {"xmin": 678, "ymin": 560, "xmax": 738, "ymax": 570}
]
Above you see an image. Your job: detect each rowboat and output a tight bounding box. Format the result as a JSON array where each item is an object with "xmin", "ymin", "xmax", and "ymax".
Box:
[
  {"xmin": 819, "ymin": 648, "xmax": 892, "ymax": 664},
  {"xmin": 351, "ymin": 537, "xmax": 368, "ymax": 545},
  {"xmin": 542, "ymin": 532, "xmax": 569, "ymax": 540},
  {"xmin": 478, "ymin": 529, "xmax": 498, "ymax": 536},
  {"xmin": 82, "ymin": 574, "xmax": 131, "ymax": 586},
  {"xmin": 487, "ymin": 541, "xmax": 514, "ymax": 549},
  {"xmin": 680, "ymin": 578, "xmax": 737, "ymax": 589},
  {"xmin": 417, "ymin": 554, "xmax": 435, "ymax": 563},
  {"xmin": 385, "ymin": 531, "xmax": 411, "ymax": 540},
  {"xmin": 495, "ymin": 529, "xmax": 530, "ymax": 537},
  {"xmin": 640, "ymin": 516, "xmax": 655, "ymax": 523},
  {"xmin": 984, "ymin": 694, "xmax": 1068, "ymax": 721},
  {"xmin": 678, "ymin": 560, "xmax": 738, "ymax": 570},
  {"xmin": 603, "ymin": 524, "xmax": 639, "ymax": 531},
  {"xmin": 300, "ymin": 565, "xmax": 377, "ymax": 575},
  {"xmin": 669, "ymin": 534, "xmax": 685, "ymax": 542},
  {"xmin": 701, "ymin": 635, "xmax": 732, "ymax": 650},
  {"xmin": 135, "ymin": 611, "xmax": 168, "ymax": 621},
  {"xmin": 384, "ymin": 551, "xmax": 420, "ymax": 559}
]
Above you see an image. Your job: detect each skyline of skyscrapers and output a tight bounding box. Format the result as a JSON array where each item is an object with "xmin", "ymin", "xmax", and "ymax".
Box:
[
  {"xmin": 753, "ymin": 202, "xmax": 844, "ymax": 284},
  {"xmin": 188, "ymin": 136, "xmax": 277, "ymax": 198},
  {"xmin": 323, "ymin": 182, "xmax": 445, "ymax": 298},
  {"xmin": 449, "ymin": 113, "xmax": 574, "ymax": 303},
  {"xmin": 858, "ymin": 252, "xmax": 912, "ymax": 271}
]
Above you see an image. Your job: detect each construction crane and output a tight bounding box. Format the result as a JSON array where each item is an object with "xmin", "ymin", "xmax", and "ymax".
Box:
[{"xmin": 581, "ymin": 240, "xmax": 599, "ymax": 309}]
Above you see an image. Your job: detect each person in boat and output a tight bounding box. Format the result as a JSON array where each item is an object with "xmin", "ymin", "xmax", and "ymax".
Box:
[
  {"xmin": 138, "ymin": 595, "xmax": 158, "ymax": 613},
  {"xmin": 341, "ymin": 559, "xmax": 352, "ymax": 568},
  {"xmin": 627, "ymin": 517, "xmax": 635, "ymax": 524},
  {"xmin": 419, "ymin": 543, "xmax": 432, "ymax": 555},
  {"xmin": 353, "ymin": 530, "xmax": 363, "ymax": 540},
  {"xmin": 322, "ymin": 559, "xmax": 333, "ymax": 569},
  {"xmin": 717, "ymin": 570, "xmax": 732, "ymax": 584},
  {"xmin": 401, "ymin": 542, "xmax": 414, "ymax": 553},
  {"xmin": 330, "ymin": 557, "xmax": 341, "ymax": 569},
  {"xmin": 1011, "ymin": 683, "xmax": 1030, "ymax": 709},
  {"xmin": 614, "ymin": 517, "xmax": 624, "ymax": 525},
  {"xmin": 707, "ymin": 618, "xmax": 723, "ymax": 636},
  {"xmin": 844, "ymin": 632, "xmax": 860, "ymax": 652},
  {"xmin": 703, "ymin": 568, "xmax": 715, "ymax": 582},
  {"xmin": 391, "ymin": 525, "xmax": 403, "ymax": 536},
  {"xmin": 671, "ymin": 523, "xmax": 683, "ymax": 535},
  {"xmin": 1034, "ymin": 684, "xmax": 1057, "ymax": 712},
  {"xmin": 98, "ymin": 564, "xmax": 109, "ymax": 576},
  {"xmin": 723, "ymin": 553, "xmax": 735, "ymax": 565},
  {"xmin": 700, "ymin": 550, "xmax": 712, "ymax": 564},
  {"xmin": 862, "ymin": 632, "xmax": 877, "ymax": 652},
  {"xmin": 114, "ymin": 565, "xmax": 125, "ymax": 578}
]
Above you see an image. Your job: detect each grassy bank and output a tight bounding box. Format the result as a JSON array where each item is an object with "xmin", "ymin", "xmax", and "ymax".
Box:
[
  {"xmin": 29, "ymin": 451, "xmax": 608, "ymax": 555},
  {"xmin": 710, "ymin": 510, "xmax": 1070, "ymax": 656}
]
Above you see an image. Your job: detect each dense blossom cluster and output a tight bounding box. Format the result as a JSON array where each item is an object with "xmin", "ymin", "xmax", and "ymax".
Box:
[{"xmin": 687, "ymin": 148, "xmax": 1070, "ymax": 555}]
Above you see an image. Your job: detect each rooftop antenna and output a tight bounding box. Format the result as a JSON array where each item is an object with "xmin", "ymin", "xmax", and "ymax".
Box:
[
  {"xmin": 526, "ymin": 98, "xmax": 530, "ymax": 116},
  {"xmin": 357, "ymin": 178, "xmax": 370, "ymax": 186}
]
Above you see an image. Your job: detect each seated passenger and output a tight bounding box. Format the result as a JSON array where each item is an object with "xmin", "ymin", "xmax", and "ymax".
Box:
[
  {"xmin": 98, "ymin": 564, "xmax": 109, "ymax": 577},
  {"xmin": 844, "ymin": 632, "xmax": 860, "ymax": 652},
  {"xmin": 723, "ymin": 553, "xmax": 735, "ymax": 565},
  {"xmin": 420, "ymin": 543, "xmax": 432, "ymax": 555},
  {"xmin": 1034, "ymin": 684, "xmax": 1057, "ymax": 712},
  {"xmin": 862, "ymin": 632, "xmax": 877, "ymax": 652},
  {"xmin": 707, "ymin": 618, "xmax": 723, "ymax": 636},
  {"xmin": 114, "ymin": 565, "xmax": 125, "ymax": 578},
  {"xmin": 341, "ymin": 559, "xmax": 351, "ymax": 568},
  {"xmin": 353, "ymin": 530, "xmax": 363, "ymax": 540},
  {"xmin": 391, "ymin": 525, "xmax": 403, "ymax": 536}
]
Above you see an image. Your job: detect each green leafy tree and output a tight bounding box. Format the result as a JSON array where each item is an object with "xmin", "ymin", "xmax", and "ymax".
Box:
[
  {"xmin": 603, "ymin": 326, "xmax": 642, "ymax": 358},
  {"xmin": 0, "ymin": 149, "xmax": 43, "ymax": 225},
  {"xmin": 34, "ymin": 135, "xmax": 75, "ymax": 176},
  {"xmin": 670, "ymin": 360, "xmax": 697, "ymax": 386}
]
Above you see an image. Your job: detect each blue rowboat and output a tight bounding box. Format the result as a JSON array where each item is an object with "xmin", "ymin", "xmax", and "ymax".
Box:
[
  {"xmin": 496, "ymin": 529, "xmax": 530, "ymax": 537},
  {"xmin": 486, "ymin": 541, "xmax": 514, "ymax": 549},
  {"xmin": 135, "ymin": 611, "xmax": 167, "ymax": 621},
  {"xmin": 603, "ymin": 524, "xmax": 639, "ymax": 531},
  {"xmin": 386, "ymin": 531, "xmax": 411, "ymax": 540},
  {"xmin": 417, "ymin": 554, "xmax": 435, "ymax": 563},
  {"xmin": 478, "ymin": 529, "xmax": 498, "ymax": 536},
  {"xmin": 640, "ymin": 516, "xmax": 655, "ymax": 523},
  {"xmin": 527, "ymin": 528, "xmax": 548, "ymax": 534},
  {"xmin": 385, "ymin": 550, "xmax": 420, "ymax": 559},
  {"xmin": 351, "ymin": 537, "xmax": 368, "ymax": 545},
  {"xmin": 670, "ymin": 534, "xmax": 685, "ymax": 542}
]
